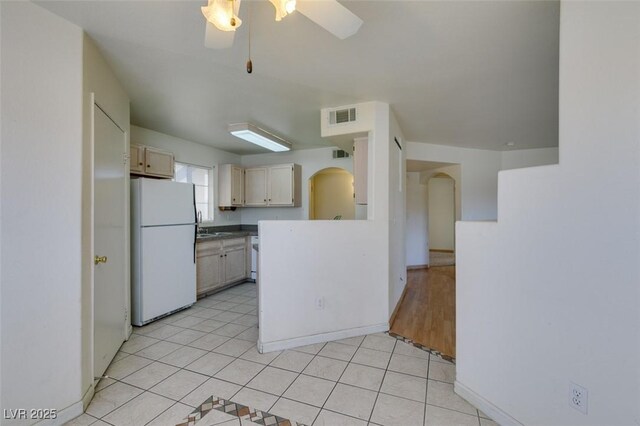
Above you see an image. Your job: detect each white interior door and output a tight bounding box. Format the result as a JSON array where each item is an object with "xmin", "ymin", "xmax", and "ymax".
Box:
[{"xmin": 94, "ymin": 104, "xmax": 127, "ymax": 379}]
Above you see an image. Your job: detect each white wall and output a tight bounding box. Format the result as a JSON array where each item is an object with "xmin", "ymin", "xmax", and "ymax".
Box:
[
  {"xmin": 311, "ymin": 169, "xmax": 355, "ymax": 220},
  {"xmin": 131, "ymin": 126, "xmax": 242, "ymax": 225},
  {"xmin": 1, "ymin": 2, "xmax": 85, "ymax": 423},
  {"xmin": 258, "ymin": 102, "xmax": 400, "ymax": 351},
  {"xmin": 421, "ymin": 164, "xmax": 462, "ymax": 222},
  {"xmin": 387, "ymin": 110, "xmax": 407, "ymax": 315},
  {"xmin": 404, "ymin": 148, "xmax": 554, "ymax": 262},
  {"xmin": 407, "ymin": 142, "xmax": 502, "ymax": 221},
  {"xmin": 405, "ymin": 173, "xmax": 428, "ymax": 267},
  {"xmin": 427, "ymin": 177, "xmax": 455, "ymax": 251},
  {"xmin": 0, "ymin": 0, "xmax": 4, "ymax": 411},
  {"xmin": 82, "ymin": 34, "xmax": 131, "ymax": 409},
  {"xmin": 258, "ymin": 221, "xmax": 389, "ymax": 351},
  {"xmin": 240, "ymin": 147, "xmax": 352, "ymax": 223},
  {"xmin": 407, "ymin": 144, "xmax": 559, "ymax": 222},
  {"xmin": 501, "ymin": 147, "xmax": 558, "ymax": 170},
  {"xmin": 455, "ymin": 3, "xmax": 640, "ymax": 425}
]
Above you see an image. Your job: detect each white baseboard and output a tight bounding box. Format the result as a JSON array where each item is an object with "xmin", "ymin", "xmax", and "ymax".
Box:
[
  {"xmin": 35, "ymin": 400, "xmax": 84, "ymax": 426},
  {"xmin": 82, "ymin": 383, "xmax": 95, "ymax": 411},
  {"xmin": 258, "ymin": 323, "xmax": 389, "ymax": 353},
  {"xmin": 454, "ymin": 381, "xmax": 524, "ymax": 426}
]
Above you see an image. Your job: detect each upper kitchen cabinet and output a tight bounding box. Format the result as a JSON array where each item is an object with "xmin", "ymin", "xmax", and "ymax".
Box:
[
  {"xmin": 130, "ymin": 144, "xmax": 175, "ymax": 179},
  {"xmin": 219, "ymin": 164, "xmax": 244, "ymax": 207},
  {"xmin": 244, "ymin": 167, "xmax": 268, "ymax": 206},
  {"xmin": 218, "ymin": 163, "xmax": 302, "ymax": 208},
  {"xmin": 244, "ymin": 164, "xmax": 301, "ymax": 208},
  {"xmin": 130, "ymin": 145, "xmax": 144, "ymax": 174},
  {"xmin": 268, "ymin": 164, "xmax": 302, "ymax": 207}
]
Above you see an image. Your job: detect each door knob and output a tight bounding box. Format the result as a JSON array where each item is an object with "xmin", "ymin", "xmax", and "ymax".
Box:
[{"xmin": 94, "ymin": 255, "xmax": 108, "ymax": 265}]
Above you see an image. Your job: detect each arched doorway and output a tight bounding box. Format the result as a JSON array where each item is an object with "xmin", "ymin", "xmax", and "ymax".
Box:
[
  {"xmin": 427, "ymin": 173, "xmax": 456, "ymax": 263},
  {"xmin": 308, "ymin": 167, "xmax": 355, "ymax": 220}
]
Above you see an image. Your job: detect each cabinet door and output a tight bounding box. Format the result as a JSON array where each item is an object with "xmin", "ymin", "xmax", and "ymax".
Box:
[
  {"xmin": 224, "ymin": 244, "xmax": 247, "ymax": 284},
  {"xmin": 268, "ymin": 165, "xmax": 294, "ymax": 206},
  {"xmin": 145, "ymin": 147, "xmax": 175, "ymax": 178},
  {"xmin": 196, "ymin": 241, "xmax": 222, "ymax": 296},
  {"xmin": 231, "ymin": 166, "xmax": 244, "ymax": 206},
  {"xmin": 130, "ymin": 145, "xmax": 145, "ymax": 173},
  {"xmin": 245, "ymin": 167, "xmax": 268, "ymax": 206}
]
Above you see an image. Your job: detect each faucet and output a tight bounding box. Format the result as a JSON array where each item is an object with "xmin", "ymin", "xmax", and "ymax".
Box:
[{"xmin": 197, "ymin": 210, "xmax": 204, "ymax": 234}]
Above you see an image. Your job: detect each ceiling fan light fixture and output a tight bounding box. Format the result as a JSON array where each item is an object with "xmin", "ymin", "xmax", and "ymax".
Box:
[
  {"xmin": 229, "ymin": 123, "xmax": 292, "ymax": 152},
  {"xmin": 202, "ymin": 0, "xmax": 242, "ymax": 31},
  {"xmin": 269, "ymin": 0, "xmax": 296, "ymax": 21}
]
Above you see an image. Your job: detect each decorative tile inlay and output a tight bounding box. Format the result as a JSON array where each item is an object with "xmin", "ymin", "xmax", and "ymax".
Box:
[
  {"xmin": 176, "ymin": 395, "xmax": 308, "ymax": 426},
  {"xmin": 387, "ymin": 332, "xmax": 456, "ymax": 364}
]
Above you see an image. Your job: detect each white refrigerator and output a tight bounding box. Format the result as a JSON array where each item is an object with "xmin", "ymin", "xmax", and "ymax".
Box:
[{"xmin": 131, "ymin": 178, "xmax": 197, "ymax": 326}]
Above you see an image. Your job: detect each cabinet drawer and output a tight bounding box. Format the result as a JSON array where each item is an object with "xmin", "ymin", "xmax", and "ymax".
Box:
[
  {"xmin": 197, "ymin": 240, "xmax": 222, "ymax": 255},
  {"xmin": 223, "ymin": 237, "xmax": 246, "ymax": 249}
]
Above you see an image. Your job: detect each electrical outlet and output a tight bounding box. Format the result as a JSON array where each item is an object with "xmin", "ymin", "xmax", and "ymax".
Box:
[
  {"xmin": 569, "ymin": 383, "xmax": 588, "ymax": 414},
  {"xmin": 315, "ymin": 297, "xmax": 324, "ymax": 310}
]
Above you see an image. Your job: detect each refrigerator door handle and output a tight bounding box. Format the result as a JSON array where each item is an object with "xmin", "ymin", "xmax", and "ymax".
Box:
[
  {"xmin": 193, "ymin": 184, "xmax": 197, "ymax": 264},
  {"xmin": 192, "ymin": 184, "xmax": 197, "ymax": 224}
]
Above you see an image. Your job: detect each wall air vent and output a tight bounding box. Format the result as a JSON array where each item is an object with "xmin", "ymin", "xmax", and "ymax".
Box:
[
  {"xmin": 329, "ymin": 107, "xmax": 357, "ymax": 125},
  {"xmin": 332, "ymin": 149, "xmax": 350, "ymax": 159}
]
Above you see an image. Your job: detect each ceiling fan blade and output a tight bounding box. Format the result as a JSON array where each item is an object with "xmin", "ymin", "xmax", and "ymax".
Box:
[
  {"xmin": 204, "ymin": 21, "xmax": 236, "ymax": 49},
  {"xmin": 296, "ymin": 0, "xmax": 363, "ymax": 40}
]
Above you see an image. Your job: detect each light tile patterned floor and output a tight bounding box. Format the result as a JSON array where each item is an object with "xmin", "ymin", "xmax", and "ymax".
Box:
[{"xmin": 66, "ymin": 283, "xmax": 497, "ymax": 426}]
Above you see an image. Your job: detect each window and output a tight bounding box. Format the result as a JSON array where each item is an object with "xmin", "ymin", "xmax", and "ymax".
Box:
[{"xmin": 174, "ymin": 162, "xmax": 213, "ymax": 222}]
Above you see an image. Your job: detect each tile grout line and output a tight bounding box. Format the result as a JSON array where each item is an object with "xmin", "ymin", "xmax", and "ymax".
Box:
[
  {"xmin": 366, "ymin": 336, "xmax": 398, "ymax": 425},
  {"xmin": 423, "ymin": 353, "xmax": 431, "ymax": 426},
  {"xmin": 143, "ymin": 400, "xmax": 183, "ymax": 426},
  {"xmin": 251, "ymin": 341, "xmax": 328, "ymax": 423},
  {"xmin": 93, "ymin": 285, "xmax": 464, "ymax": 426},
  {"xmin": 93, "ymin": 290, "xmax": 260, "ymax": 421},
  {"xmin": 308, "ymin": 339, "xmax": 362, "ymax": 425}
]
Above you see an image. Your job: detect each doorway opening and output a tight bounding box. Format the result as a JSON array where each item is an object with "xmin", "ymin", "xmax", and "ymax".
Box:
[
  {"xmin": 391, "ymin": 160, "xmax": 460, "ymax": 360},
  {"xmin": 427, "ymin": 173, "xmax": 455, "ymax": 266},
  {"xmin": 308, "ymin": 167, "xmax": 355, "ymax": 220}
]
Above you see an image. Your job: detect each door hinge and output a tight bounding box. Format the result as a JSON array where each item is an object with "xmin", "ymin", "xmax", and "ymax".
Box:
[
  {"xmin": 124, "ymin": 309, "xmax": 128, "ymax": 322},
  {"xmin": 123, "ymin": 152, "xmax": 130, "ymax": 165}
]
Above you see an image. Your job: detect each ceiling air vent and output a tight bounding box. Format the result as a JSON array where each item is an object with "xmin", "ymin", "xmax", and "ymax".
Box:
[{"xmin": 329, "ymin": 107, "xmax": 357, "ymax": 125}]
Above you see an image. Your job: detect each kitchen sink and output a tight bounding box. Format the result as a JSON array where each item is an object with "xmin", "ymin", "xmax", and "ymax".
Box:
[{"xmin": 197, "ymin": 232, "xmax": 235, "ymax": 238}]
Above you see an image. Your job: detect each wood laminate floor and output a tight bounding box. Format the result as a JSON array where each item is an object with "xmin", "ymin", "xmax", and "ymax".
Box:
[{"xmin": 390, "ymin": 266, "xmax": 456, "ymax": 359}]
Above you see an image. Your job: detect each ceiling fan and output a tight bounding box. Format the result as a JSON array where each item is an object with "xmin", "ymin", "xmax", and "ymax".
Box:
[{"xmin": 202, "ymin": 0, "xmax": 363, "ymax": 49}]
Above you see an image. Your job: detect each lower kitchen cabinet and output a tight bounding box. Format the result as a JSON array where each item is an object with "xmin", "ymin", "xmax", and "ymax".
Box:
[
  {"xmin": 196, "ymin": 237, "xmax": 249, "ymax": 297},
  {"xmin": 196, "ymin": 240, "xmax": 223, "ymax": 296},
  {"xmin": 222, "ymin": 239, "xmax": 247, "ymax": 284}
]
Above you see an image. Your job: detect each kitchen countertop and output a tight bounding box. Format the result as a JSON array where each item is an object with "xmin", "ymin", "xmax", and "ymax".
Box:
[{"xmin": 196, "ymin": 230, "xmax": 257, "ymax": 242}]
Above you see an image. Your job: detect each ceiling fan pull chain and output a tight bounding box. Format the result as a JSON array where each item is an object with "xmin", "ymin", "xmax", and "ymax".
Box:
[{"xmin": 246, "ymin": 0, "xmax": 253, "ymax": 74}]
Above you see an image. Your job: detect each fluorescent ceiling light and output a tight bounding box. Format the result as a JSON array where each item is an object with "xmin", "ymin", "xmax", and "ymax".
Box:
[{"xmin": 228, "ymin": 123, "xmax": 292, "ymax": 152}]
